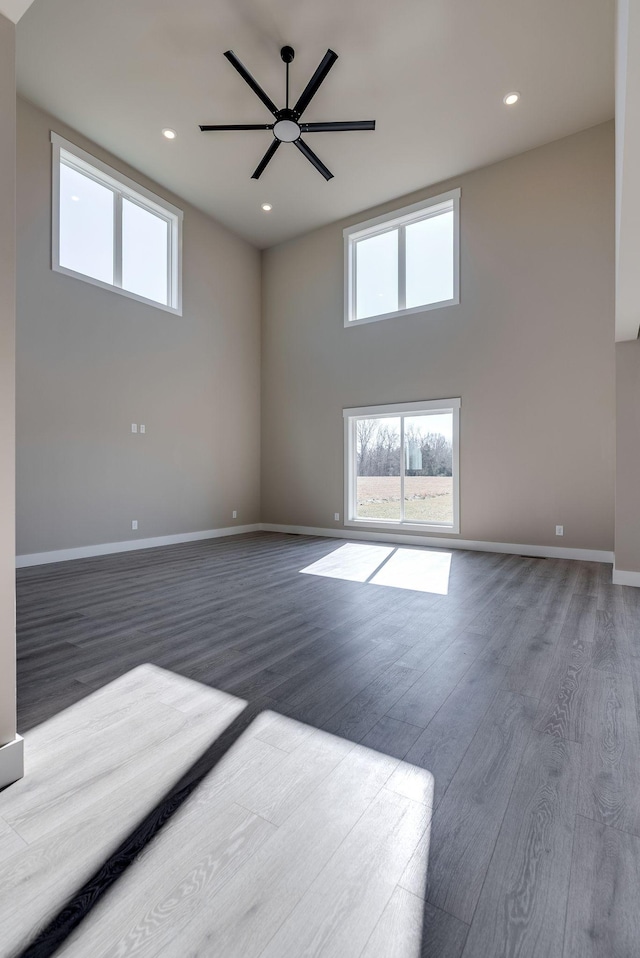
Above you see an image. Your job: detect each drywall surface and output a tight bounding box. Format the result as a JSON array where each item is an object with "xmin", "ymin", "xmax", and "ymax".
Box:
[
  {"xmin": 0, "ymin": 13, "xmax": 16, "ymax": 747},
  {"xmin": 16, "ymin": 98, "xmax": 261, "ymax": 555},
  {"xmin": 261, "ymin": 123, "xmax": 615, "ymax": 551},
  {"xmin": 615, "ymin": 339, "xmax": 640, "ymax": 571}
]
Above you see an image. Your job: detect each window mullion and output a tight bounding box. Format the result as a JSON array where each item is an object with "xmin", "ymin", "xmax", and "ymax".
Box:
[
  {"xmin": 114, "ymin": 191, "xmax": 123, "ymax": 289},
  {"xmin": 398, "ymin": 226, "xmax": 406, "ymax": 311},
  {"xmin": 400, "ymin": 415, "xmax": 405, "ymax": 522}
]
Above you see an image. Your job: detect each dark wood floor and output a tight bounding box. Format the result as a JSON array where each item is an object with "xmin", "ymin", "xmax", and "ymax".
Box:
[{"xmin": 9, "ymin": 531, "xmax": 640, "ymax": 957}]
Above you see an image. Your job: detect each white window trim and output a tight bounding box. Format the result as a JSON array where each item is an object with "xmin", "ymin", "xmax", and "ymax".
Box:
[
  {"xmin": 343, "ymin": 398, "xmax": 460, "ymax": 535},
  {"xmin": 51, "ymin": 131, "xmax": 183, "ymax": 315},
  {"xmin": 343, "ymin": 189, "xmax": 460, "ymax": 327}
]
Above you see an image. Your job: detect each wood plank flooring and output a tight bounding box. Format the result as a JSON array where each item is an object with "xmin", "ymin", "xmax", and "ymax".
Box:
[{"xmin": 3, "ymin": 531, "xmax": 640, "ymax": 957}]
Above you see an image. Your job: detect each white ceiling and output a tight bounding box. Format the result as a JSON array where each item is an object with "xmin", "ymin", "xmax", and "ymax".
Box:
[{"xmin": 17, "ymin": 0, "xmax": 614, "ymax": 248}]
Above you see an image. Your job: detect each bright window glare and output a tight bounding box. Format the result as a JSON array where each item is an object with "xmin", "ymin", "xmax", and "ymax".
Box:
[
  {"xmin": 300, "ymin": 543, "xmax": 452, "ymax": 595},
  {"xmin": 346, "ymin": 191, "xmax": 458, "ymax": 325},
  {"xmin": 59, "ymin": 163, "xmax": 114, "ymax": 284},
  {"xmin": 356, "ymin": 229, "xmax": 398, "ymax": 319},
  {"xmin": 405, "ymin": 211, "xmax": 454, "ymax": 308},
  {"xmin": 122, "ymin": 199, "xmax": 169, "ymax": 305}
]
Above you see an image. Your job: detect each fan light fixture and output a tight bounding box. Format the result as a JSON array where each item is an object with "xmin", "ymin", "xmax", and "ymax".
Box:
[{"xmin": 199, "ymin": 46, "xmax": 376, "ymax": 180}]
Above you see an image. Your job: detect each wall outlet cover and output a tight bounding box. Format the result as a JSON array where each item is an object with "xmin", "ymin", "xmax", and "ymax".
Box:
[
  {"xmin": 132, "ymin": 520, "xmax": 138, "ymax": 531},
  {"xmin": 555, "ymin": 525, "xmax": 564, "ymax": 536},
  {"xmin": 334, "ymin": 513, "xmax": 340, "ymax": 521},
  {"xmin": 131, "ymin": 424, "xmax": 138, "ymax": 434}
]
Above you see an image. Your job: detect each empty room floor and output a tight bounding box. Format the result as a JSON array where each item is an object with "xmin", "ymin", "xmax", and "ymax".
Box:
[{"xmin": 3, "ymin": 531, "xmax": 640, "ymax": 957}]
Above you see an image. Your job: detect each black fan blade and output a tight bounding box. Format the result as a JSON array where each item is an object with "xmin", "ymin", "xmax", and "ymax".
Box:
[
  {"xmin": 224, "ymin": 50, "xmax": 279, "ymax": 117},
  {"xmin": 293, "ymin": 49, "xmax": 338, "ymax": 118},
  {"xmin": 294, "ymin": 138, "xmax": 333, "ymax": 180},
  {"xmin": 251, "ymin": 139, "xmax": 281, "ymax": 179},
  {"xmin": 299, "ymin": 120, "xmax": 376, "ymax": 133},
  {"xmin": 200, "ymin": 123, "xmax": 273, "ymax": 131}
]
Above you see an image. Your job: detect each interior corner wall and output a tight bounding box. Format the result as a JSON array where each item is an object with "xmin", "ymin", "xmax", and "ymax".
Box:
[
  {"xmin": 261, "ymin": 122, "xmax": 616, "ymax": 552},
  {"xmin": 0, "ymin": 13, "xmax": 17, "ymax": 749},
  {"xmin": 16, "ymin": 98, "xmax": 261, "ymax": 557},
  {"xmin": 615, "ymin": 339, "xmax": 640, "ymax": 574}
]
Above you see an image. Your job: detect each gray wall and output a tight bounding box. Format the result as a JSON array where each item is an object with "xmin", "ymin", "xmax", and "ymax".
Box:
[
  {"xmin": 615, "ymin": 339, "xmax": 640, "ymax": 572},
  {"xmin": 16, "ymin": 98, "xmax": 261, "ymax": 556},
  {"xmin": 0, "ymin": 13, "xmax": 16, "ymax": 747},
  {"xmin": 261, "ymin": 122, "xmax": 615, "ymax": 552}
]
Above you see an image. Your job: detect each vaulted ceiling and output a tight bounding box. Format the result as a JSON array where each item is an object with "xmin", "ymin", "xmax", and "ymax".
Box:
[{"xmin": 17, "ymin": 0, "xmax": 614, "ymax": 248}]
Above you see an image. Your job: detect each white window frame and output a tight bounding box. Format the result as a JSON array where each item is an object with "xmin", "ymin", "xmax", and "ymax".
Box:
[
  {"xmin": 51, "ymin": 132, "xmax": 183, "ymax": 315},
  {"xmin": 343, "ymin": 398, "xmax": 460, "ymax": 534},
  {"xmin": 343, "ymin": 188, "xmax": 460, "ymax": 327}
]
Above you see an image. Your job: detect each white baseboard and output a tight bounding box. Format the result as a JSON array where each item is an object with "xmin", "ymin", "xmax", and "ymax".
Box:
[
  {"xmin": 0, "ymin": 736, "xmax": 24, "ymax": 790},
  {"xmin": 15, "ymin": 520, "xmax": 616, "ymax": 569},
  {"xmin": 16, "ymin": 524, "xmax": 262, "ymax": 568},
  {"xmin": 612, "ymin": 566, "xmax": 640, "ymax": 586},
  {"xmin": 260, "ymin": 523, "xmax": 614, "ymax": 564}
]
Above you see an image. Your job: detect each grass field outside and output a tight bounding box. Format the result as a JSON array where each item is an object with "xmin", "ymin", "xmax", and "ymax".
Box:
[{"xmin": 356, "ymin": 475, "xmax": 453, "ymax": 523}]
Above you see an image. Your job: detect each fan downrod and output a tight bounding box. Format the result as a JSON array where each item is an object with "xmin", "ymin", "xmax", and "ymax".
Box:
[{"xmin": 280, "ymin": 46, "xmax": 295, "ymax": 64}]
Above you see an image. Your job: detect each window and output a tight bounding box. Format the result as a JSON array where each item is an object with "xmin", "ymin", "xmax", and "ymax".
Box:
[
  {"xmin": 51, "ymin": 132, "xmax": 182, "ymax": 313},
  {"xmin": 344, "ymin": 189, "xmax": 460, "ymax": 326},
  {"xmin": 344, "ymin": 399, "xmax": 460, "ymax": 533}
]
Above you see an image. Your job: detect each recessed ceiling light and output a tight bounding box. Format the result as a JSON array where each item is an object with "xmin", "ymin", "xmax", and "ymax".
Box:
[
  {"xmin": 503, "ymin": 92, "xmax": 520, "ymax": 106},
  {"xmin": 162, "ymin": 128, "xmax": 177, "ymax": 140},
  {"xmin": 261, "ymin": 203, "xmax": 273, "ymax": 212}
]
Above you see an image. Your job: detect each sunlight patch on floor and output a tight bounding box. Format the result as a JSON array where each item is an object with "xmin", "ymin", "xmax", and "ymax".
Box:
[
  {"xmin": 300, "ymin": 542, "xmax": 452, "ymax": 594},
  {"xmin": 299, "ymin": 542, "xmax": 395, "ymax": 582},
  {"xmin": 2, "ymin": 665, "xmax": 435, "ymax": 958}
]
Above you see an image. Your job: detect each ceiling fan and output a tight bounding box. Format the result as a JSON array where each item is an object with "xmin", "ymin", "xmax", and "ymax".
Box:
[{"xmin": 199, "ymin": 46, "xmax": 376, "ymax": 181}]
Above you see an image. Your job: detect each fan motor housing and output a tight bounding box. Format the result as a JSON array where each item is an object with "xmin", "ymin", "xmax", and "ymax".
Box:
[{"xmin": 273, "ymin": 118, "xmax": 301, "ymax": 142}]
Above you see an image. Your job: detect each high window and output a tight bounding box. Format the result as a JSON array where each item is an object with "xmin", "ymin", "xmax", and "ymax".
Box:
[
  {"xmin": 343, "ymin": 189, "xmax": 460, "ymax": 326},
  {"xmin": 344, "ymin": 399, "xmax": 460, "ymax": 533},
  {"xmin": 51, "ymin": 132, "xmax": 182, "ymax": 314}
]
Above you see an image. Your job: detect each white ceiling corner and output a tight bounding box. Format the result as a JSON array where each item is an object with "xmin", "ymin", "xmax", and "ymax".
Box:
[{"xmin": 0, "ymin": 0, "xmax": 37, "ymax": 23}]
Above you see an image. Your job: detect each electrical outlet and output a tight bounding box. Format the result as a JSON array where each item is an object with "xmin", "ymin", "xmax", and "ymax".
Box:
[
  {"xmin": 555, "ymin": 525, "xmax": 564, "ymax": 536},
  {"xmin": 131, "ymin": 520, "xmax": 138, "ymax": 531},
  {"xmin": 232, "ymin": 510, "xmax": 237, "ymax": 519},
  {"xmin": 140, "ymin": 424, "xmax": 146, "ymax": 434},
  {"xmin": 131, "ymin": 423, "xmax": 138, "ymax": 434},
  {"xmin": 334, "ymin": 513, "xmax": 340, "ymax": 522}
]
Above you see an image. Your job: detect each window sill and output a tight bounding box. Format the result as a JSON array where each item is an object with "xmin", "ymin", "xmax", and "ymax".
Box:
[
  {"xmin": 345, "ymin": 518, "xmax": 460, "ymax": 536},
  {"xmin": 344, "ymin": 296, "xmax": 458, "ymax": 328},
  {"xmin": 52, "ymin": 263, "xmax": 182, "ymax": 316}
]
